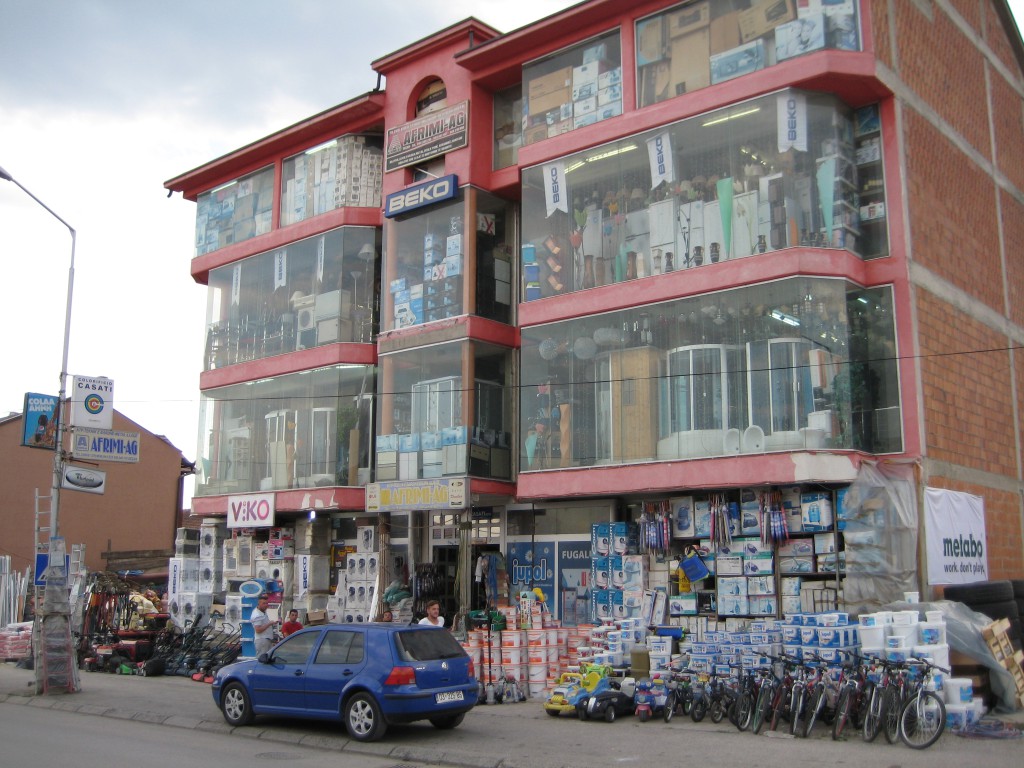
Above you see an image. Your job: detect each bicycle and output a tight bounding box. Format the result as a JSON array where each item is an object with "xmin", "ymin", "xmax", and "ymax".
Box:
[
  {"xmin": 663, "ymin": 665, "xmax": 695, "ymax": 723},
  {"xmin": 726, "ymin": 664, "xmax": 760, "ymax": 732},
  {"xmin": 751, "ymin": 662, "xmax": 783, "ymax": 734},
  {"xmin": 831, "ymin": 653, "xmax": 873, "ymax": 740},
  {"xmin": 862, "ymin": 656, "xmax": 910, "ymax": 743},
  {"xmin": 897, "ymin": 658, "xmax": 948, "ymax": 749}
]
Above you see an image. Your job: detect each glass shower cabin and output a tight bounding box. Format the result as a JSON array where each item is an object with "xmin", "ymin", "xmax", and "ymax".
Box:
[
  {"xmin": 657, "ymin": 345, "xmax": 747, "ymax": 460},
  {"xmin": 746, "ymin": 337, "xmax": 815, "ymax": 451}
]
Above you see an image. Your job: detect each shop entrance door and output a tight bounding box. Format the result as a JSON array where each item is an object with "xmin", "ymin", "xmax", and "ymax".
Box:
[{"xmin": 430, "ymin": 544, "xmax": 459, "ymax": 621}]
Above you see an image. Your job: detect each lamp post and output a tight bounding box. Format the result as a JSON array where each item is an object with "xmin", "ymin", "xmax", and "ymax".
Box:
[{"xmin": 0, "ymin": 164, "xmax": 79, "ymax": 693}]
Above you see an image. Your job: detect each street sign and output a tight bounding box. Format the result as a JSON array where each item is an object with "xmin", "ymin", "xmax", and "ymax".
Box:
[
  {"xmin": 34, "ymin": 553, "xmax": 70, "ymax": 587},
  {"xmin": 72, "ymin": 427, "xmax": 140, "ymax": 463}
]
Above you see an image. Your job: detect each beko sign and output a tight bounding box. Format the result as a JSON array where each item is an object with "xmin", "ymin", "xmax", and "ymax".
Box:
[{"xmin": 384, "ymin": 174, "xmax": 458, "ymax": 218}]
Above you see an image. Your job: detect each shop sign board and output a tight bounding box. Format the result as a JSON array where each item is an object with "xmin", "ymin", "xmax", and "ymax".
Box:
[
  {"xmin": 384, "ymin": 174, "xmax": 458, "ymax": 218},
  {"xmin": 22, "ymin": 392, "xmax": 60, "ymax": 449},
  {"xmin": 365, "ymin": 478, "xmax": 465, "ymax": 512},
  {"xmin": 385, "ymin": 101, "xmax": 469, "ymax": 172},
  {"xmin": 72, "ymin": 427, "xmax": 140, "ymax": 463},
  {"xmin": 508, "ymin": 541, "xmax": 556, "ymax": 608},
  {"xmin": 227, "ymin": 492, "xmax": 276, "ymax": 529},
  {"xmin": 62, "ymin": 464, "xmax": 106, "ymax": 494},
  {"xmin": 71, "ymin": 375, "xmax": 114, "ymax": 430},
  {"xmin": 924, "ymin": 487, "xmax": 988, "ymax": 585}
]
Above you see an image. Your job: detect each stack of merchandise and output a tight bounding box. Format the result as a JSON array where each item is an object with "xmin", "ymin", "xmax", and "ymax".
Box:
[
  {"xmin": 168, "ymin": 529, "xmax": 206, "ymax": 628},
  {"xmin": 590, "ymin": 522, "xmax": 643, "ymax": 622},
  {"xmin": 0, "ymin": 622, "xmax": 32, "ymax": 660},
  {"xmin": 330, "ymin": 526, "xmax": 378, "ymax": 623},
  {"xmin": 292, "ymin": 517, "xmax": 331, "ymax": 619}
]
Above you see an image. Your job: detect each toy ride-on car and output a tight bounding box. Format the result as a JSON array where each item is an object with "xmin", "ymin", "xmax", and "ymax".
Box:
[
  {"xmin": 543, "ymin": 663, "xmax": 612, "ymax": 717},
  {"xmin": 576, "ymin": 677, "xmax": 636, "ymax": 722}
]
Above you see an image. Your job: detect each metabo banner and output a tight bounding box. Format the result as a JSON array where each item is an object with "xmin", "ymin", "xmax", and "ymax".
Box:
[{"xmin": 924, "ymin": 487, "xmax": 988, "ymax": 585}]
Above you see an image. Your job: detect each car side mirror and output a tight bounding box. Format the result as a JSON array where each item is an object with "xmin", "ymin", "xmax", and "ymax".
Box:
[{"xmin": 258, "ymin": 652, "xmax": 270, "ymax": 664}]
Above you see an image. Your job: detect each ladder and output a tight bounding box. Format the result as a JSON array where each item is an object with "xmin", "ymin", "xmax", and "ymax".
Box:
[{"xmin": 32, "ymin": 489, "xmax": 80, "ymax": 694}]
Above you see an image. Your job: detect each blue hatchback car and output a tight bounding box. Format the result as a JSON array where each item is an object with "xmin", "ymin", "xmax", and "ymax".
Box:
[{"xmin": 211, "ymin": 622, "xmax": 478, "ymax": 741}]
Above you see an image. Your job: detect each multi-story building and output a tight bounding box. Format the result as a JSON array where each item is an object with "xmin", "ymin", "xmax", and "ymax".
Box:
[{"xmin": 166, "ymin": 0, "xmax": 1024, "ymax": 628}]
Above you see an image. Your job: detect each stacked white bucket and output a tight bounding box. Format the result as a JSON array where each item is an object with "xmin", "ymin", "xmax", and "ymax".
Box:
[
  {"xmin": 858, "ymin": 609, "xmax": 983, "ymax": 725},
  {"xmin": 462, "ymin": 625, "xmax": 573, "ymax": 699}
]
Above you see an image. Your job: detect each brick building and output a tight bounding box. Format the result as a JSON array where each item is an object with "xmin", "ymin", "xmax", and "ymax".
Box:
[{"xmin": 166, "ymin": 0, "xmax": 1023, "ymax": 625}]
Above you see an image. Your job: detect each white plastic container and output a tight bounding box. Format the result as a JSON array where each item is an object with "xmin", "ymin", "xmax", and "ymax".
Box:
[
  {"xmin": 892, "ymin": 609, "xmax": 920, "ymax": 626},
  {"xmin": 946, "ymin": 704, "xmax": 970, "ymax": 728},
  {"xmin": 859, "ymin": 625, "xmax": 886, "ymax": 648},
  {"xmin": 925, "ymin": 610, "xmax": 944, "ymax": 623},
  {"xmin": 918, "ymin": 621, "xmax": 945, "ymax": 645},
  {"xmin": 945, "ymin": 677, "xmax": 973, "ymax": 704}
]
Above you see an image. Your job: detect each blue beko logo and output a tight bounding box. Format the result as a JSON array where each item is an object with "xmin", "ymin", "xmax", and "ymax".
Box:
[{"xmin": 385, "ymin": 174, "xmax": 458, "ymax": 217}]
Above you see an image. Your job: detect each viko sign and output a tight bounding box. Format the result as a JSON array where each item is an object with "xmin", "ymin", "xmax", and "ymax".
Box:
[{"xmin": 227, "ymin": 492, "xmax": 276, "ymax": 529}]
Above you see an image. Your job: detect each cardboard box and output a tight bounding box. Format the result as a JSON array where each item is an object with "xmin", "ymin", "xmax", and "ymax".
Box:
[
  {"xmin": 305, "ymin": 609, "xmax": 327, "ymax": 625},
  {"xmin": 671, "ymin": 496, "xmax": 695, "ymax": 538},
  {"xmin": 668, "ymin": 1, "xmax": 710, "ymax": 37},
  {"xmin": 710, "ymin": 39, "xmax": 766, "ymax": 84},
  {"xmin": 636, "ymin": 16, "xmax": 666, "ymax": 65},
  {"xmin": 669, "ymin": 27, "xmax": 711, "ymax": 96},
  {"xmin": 739, "ymin": 0, "xmax": 797, "ymax": 43},
  {"xmin": 528, "ymin": 66, "xmax": 572, "ymax": 108},
  {"xmin": 710, "ymin": 10, "xmax": 742, "ymax": 54},
  {"xmin": 775, "ymin": 13, "xmax": 826, "ymax": 61}
]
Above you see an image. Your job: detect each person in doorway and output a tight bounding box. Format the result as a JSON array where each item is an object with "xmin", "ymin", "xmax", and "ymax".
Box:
[
  {"xmin": 250, "ymin": 595, "xmax": 276, "ymax": 655},
  {"xmin": 418, "ymin": 599, "xmax": 445, "ymax": 628},
  {"xmin": 280, "ymin": 608, "xmax": 303, "ymax": 637}
]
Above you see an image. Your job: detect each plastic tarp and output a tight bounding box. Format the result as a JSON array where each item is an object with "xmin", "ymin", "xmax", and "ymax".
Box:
[
  {"xmin": 881, "ymin": 599, "xmax": 1020, "ymax": 713},
  {"xmin": 841, "ymin": 460, "xmax": 919, "ymax": 612}
]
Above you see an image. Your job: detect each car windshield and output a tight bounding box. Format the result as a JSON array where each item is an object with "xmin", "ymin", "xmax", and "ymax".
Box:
[{"xmin": 394, "ymin": 628, "xmax": 468, "ymax": 662}]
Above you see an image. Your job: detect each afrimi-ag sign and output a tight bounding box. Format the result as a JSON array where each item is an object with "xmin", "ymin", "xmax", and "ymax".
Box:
[
  {"xmin": 227, "ymin": 492, "xmax": 276, "ymax": 529},
  {"xmin": 385, "ymin": 101, "xmax": 469, "ymax": 172},
  {"xmin": 365, "ymin": 478, "xmax": 466, "ymax": 512},
  {"xmin": 384, "ymin": 174, "xmax": 458, "ymax": 218},
  {"xmin": 62, "ymin": 464, "xmax": 106, "ymax": 494},
  {"xmin": 73, "ymin": 427, "xmax": 140, "ymax": 463}
]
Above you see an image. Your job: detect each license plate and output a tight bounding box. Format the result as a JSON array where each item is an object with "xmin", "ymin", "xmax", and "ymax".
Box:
[{"xmin": 435, "ymin": 690, "xmax": 464, "ymax": 704}]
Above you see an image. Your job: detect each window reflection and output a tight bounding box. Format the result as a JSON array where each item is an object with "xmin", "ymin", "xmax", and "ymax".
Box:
[{"xmin": 521, "ymin": 279, "xmax": 900, "ymax": 469}]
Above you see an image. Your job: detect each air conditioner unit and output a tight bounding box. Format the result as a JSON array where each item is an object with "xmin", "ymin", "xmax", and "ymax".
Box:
[
  {"xmin": 222, "ymin": 540, "xmax": 237, "ymax": 576},
  {"xmin": 225, "ymin": 595, "xmax": 243, "ymax": 624},
  {"xmin": 295, "ymin": 294, "xmax": 316, "ymax": 331},
  {"xmin": 236, "ymin": 536, "xmax": 253, "ymax": 578}
]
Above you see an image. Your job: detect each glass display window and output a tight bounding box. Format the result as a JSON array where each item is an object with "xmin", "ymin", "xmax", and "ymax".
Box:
[
  {"xmin": 493, "ymin": 85, "xmax": 523, "ymax": 170},
  {"xmin": 204, "ymin": 226, "xmax": 379, "ymax": 369},
  {"xmin": 636, "ymin": 1, "xmax": 861, "ymax": 109},
  {"xmin": 195, "ymin": 166, "xmax": 275, "ymax": 256},
  {"xmin": 522, "ymin": 30, "xmax": 622, "ymax": 147},
  {"xmin": 377, "ymin": 341, "xmax": 513, "ymax": 481},
  {"xmin": 382, "ymin": 186, "xmax": 514, "ymax": 331},
  {"xmin": 195, "ymin": 364, "xmax": 375, "ymax": 497},
  {"xmin": 520, "ymin": 278, "xmax": 901, "ymax": 470},
  {"xmin": 521, "ymin": 89, "xmax": 886, "ymax": 301},
  {"xmin": 280, "ymin": 134, "xmax": 384, "ymax": 226}
]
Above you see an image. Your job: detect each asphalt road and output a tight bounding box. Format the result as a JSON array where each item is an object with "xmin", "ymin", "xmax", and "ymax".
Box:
[{"xmin": 2, "ymin": 663, "xmax": 1022, "ymax": 768}]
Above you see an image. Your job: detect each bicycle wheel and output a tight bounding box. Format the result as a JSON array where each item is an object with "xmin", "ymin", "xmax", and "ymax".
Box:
[
  {"xmin": 769, "ymin": 687, "xmax": 787, "ymax": 732},
  {"xmin": 853, "ymin": 682, "xmax": 873, "ymax": 730},
  {"xmin": 899, "ymin": 691, "xmax": 946, "ymax": 749},
  {"xmin": 883, "ymin": 685, "xmax": 902, "ymax": 744},
  {"xmin": 710, "ymin": 697, "xmax": 724, "ymax": 723},
  {"xmin": 803, "ymin": 683, "xmax": 825, "ymax": 738},
  {"xmin": 691, "ymin": 696, "xmax": 707, "ymax": 722},
  {"xmin": 862, "ymin": 686, "xmax": 884, "ymax": 742},
  {"xmin": 831, "ymin": 687, "xmax": 852, "ymax": 740},
  {"xmin": 789, "ymin": 685, "xmax": 805, "ymax": 736},
  {"xmin": 752, "ymin": 684, "xmax": 773, "ymax": 734},
  {"xmin": 736, "ymin": 691, "xmax": 754, "ymax": 732},
  {"xmin": 663, "ymin": 690, "xmax": 676, "ymax": 723}
]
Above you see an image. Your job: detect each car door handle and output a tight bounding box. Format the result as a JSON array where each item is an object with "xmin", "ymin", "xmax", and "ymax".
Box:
[{"xmin": 294, "ymin": 670, "xmax": 303, "ymax": 677}]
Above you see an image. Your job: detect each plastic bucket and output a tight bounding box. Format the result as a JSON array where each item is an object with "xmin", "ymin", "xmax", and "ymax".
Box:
[
  {"xmin": 859, "ymin": 625, "xmax": 886, "ymax": 648},
  {"xmin": 925, "ymin": 610, "xmax": 943, "ymax": 624},
  {"xmin": 501, "ymin": 647, "xmax": 522, "ymax": 666},
  {"xmin": 501, "ymin": 630, "xmax": 524, "ymax": 647},
  {"xmin": 946, "ymin": 704, "xmax": 970, "ymax": 728},
  {"xmin": 528, "ymin": 680, "xmax": 547, "ymax": 699},
  {"xmin": 945, "ymin": 678, "xmax": 973, "ymax": 704}
]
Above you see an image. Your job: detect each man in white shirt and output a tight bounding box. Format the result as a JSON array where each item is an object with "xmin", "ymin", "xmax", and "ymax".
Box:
[
  {"xmin": 417, "ymin": 599, "xmax": 445, "ymax": 628},
  {"xmin": 250, "ymin": 595, "xmax": 276, "ymax": 655}
]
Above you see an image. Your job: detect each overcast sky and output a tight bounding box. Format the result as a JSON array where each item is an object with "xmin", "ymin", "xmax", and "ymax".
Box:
[
  {"xmin": 1, "ymin": 1, "xmax": 1021, "ymax": 509},
  {"xmin": 0, "ymin": 1, "xmax": 576, "ymax": 505}
]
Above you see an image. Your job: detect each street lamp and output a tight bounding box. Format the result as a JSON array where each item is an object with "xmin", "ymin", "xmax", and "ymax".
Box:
[{"xmin": 0, "ymin": 164, "xmax": 79, "ymax": 694}]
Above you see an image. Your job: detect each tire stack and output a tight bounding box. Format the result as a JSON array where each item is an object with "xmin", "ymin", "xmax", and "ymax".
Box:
[{"xmin": 942, "ymin": 580, "xmax": 1023, "ymax": 651}]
